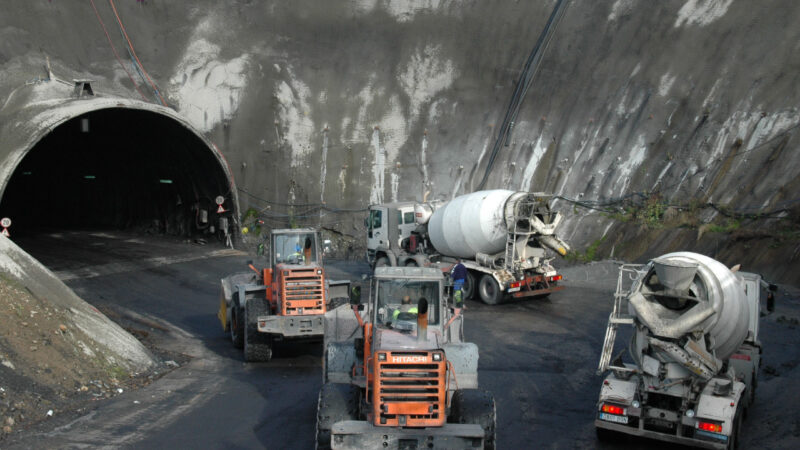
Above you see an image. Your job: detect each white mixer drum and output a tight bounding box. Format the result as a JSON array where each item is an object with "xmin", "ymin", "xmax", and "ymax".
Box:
[
  {"xmin": 427, "ymin": 190, "xmax": 514, "ymax": 259},
  {"xmin": 630, "ymin": 252, "xmax": 750, "ymax": 360}
]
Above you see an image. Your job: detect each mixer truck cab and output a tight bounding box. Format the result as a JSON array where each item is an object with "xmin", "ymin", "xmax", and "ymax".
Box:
[
  {"xmin": 366, "ymin": 190, "xmax": 570, "ymax": 305},
  {"xmin": 317, "ymin": 266, "xmax": 496, "ymax": 449},
  {"xmin": 595, "ymin": 253, "xmax": 772, "ymax": 449}
]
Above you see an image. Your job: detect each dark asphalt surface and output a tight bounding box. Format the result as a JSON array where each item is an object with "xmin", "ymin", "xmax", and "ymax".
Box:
[{"xmin": 5, "ymin": 231, "xmax": 800, "ymax": 449}]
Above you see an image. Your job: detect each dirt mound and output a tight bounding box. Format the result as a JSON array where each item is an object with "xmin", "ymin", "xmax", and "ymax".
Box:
[{"xmin": 0, "ymin": 276, "xmax": 145, "ymax": 437}]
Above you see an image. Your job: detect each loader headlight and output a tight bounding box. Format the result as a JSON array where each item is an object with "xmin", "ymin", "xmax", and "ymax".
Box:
[
  {"xmin": 632, "ymin": 400, "xmax": 640, "ymax": 408},
  {"xmin": 432, "ymin": 352, "xmax": 442, "ymax": 362},
  {"xmin": 686, "ymin": 409, "xmax": 695, "ymax": 418},
  {"xmin": 378, "ymin": 353, "xmax": 386, "ymax": 361},
  {"xmin": 317, "ymin": 269, "xmax": 323, "ymax": 275}
]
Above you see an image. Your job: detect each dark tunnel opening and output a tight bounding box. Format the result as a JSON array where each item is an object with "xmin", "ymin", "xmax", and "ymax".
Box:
[{"xmin": 0, "ymin": 108, "xmax": 235, "ymax": 242}]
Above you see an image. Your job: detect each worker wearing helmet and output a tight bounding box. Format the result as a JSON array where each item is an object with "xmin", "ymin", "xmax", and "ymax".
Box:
[
  {"xmin": 288, "ymin": 243, "xmax": 305, "ymax": 263},
  {"xmin": 392, "ymin": 295, "xmax": 418, "ymax": 320}
]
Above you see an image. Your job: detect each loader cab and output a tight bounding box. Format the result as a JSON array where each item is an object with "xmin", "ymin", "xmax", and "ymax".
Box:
[
  {"xmin": 374, "ymin": 275, "xmax": 441, "ymax": 331},
  {"xmin": 369, "ymin": 266, "xmax": 452, "ymax": 345},
  {"xmin": 271, "ymin": 228, "xmax": 320, "ymax": 267}
]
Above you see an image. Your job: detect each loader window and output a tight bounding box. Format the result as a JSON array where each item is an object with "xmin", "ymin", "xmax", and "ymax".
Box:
[
  {"xmin": 403, "ymin": 211, "xmax": 415, "ymax": 224},
  {"xmin": 273, "ymin": 233, "xmax": 319, "ymax": 265},
  {"xmin": 374, "ymin": 279, "xmax": 440, "ymax": 328}
]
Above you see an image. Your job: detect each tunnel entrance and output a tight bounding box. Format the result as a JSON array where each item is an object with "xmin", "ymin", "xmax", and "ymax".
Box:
[{"xmin": 0, "ymin": 107, "xmax": 236, "ymax": 241}]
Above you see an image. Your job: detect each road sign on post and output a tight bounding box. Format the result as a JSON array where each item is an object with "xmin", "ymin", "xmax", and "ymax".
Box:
[
  {"xmin": 215, "ymin": 196, "xmax": 226, "ymax": 213},
  {"xmin": 1, "ymin": 217, "xmax": 10, "ymax": 238}
]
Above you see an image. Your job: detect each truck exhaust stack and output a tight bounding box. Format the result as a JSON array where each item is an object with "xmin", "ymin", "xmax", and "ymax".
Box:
[{"xmin": 417, "ymin": 297, "xmax": 429, "ymax": 342}]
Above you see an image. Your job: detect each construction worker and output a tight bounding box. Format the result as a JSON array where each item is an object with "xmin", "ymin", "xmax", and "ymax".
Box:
[
  {"xmin": 393, "ymin": 295, "xmax": 418, "ymax": 320},
  {"xmin": 288, "ymin": 243, "xmax": 304, "ymax": 263},
  {"xmin": 450, "ymin": 259, "xmax": 467, "ymax": 309}
]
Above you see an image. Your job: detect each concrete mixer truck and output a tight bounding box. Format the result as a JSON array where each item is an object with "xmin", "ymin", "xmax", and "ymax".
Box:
[
  {"xmin": 595, "ymin": 252, "xmax": 776, "ymax": 449},
  {"xmin": 365, "ymin": 190, "xmax": 570, "ymax": 304}
]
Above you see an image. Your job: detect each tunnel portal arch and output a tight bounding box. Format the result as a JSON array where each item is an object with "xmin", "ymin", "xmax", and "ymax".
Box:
[{"xmin": 0, "ymin": 100, "xmax": 239, "ymax": 241}]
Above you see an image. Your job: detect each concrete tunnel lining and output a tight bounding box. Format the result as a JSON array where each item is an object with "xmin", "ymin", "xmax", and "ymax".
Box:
[{"xmin": 0, "ymin": 96, "xmax": 241, "ymax": 239}]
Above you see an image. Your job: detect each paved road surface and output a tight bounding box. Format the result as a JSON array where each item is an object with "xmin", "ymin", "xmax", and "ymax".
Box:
[{"xmin": 5, "ymin": 231, "xmax": 800, "ymax": 449}]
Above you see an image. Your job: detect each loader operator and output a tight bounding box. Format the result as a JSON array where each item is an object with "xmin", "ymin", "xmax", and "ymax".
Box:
[
  {"xmin": 392, "ymin": 295, "xmax": 417, "ymax": 321},
  {"xmin": 288, "ymin": 243, "xmax": 305, "ymax": 264}
]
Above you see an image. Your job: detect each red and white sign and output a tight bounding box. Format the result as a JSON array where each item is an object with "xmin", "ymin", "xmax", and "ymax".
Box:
[
  {"xmin": 215, "ymin": 196, "xmax": 225, "ymax": 205},
  {"xmin": 1, "ymin": 217, "xmax": 10, "ymax": 238},
  {"xmin": 217, "ymin": 204, "xmax": 226, "ymax": 214}
]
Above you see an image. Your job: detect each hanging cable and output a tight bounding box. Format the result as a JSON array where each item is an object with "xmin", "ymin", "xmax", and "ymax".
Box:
[
  {"xmin": 108, "ymin": 0, "xmax": 167, "ymax": 106},
  {"xmin": 88, "ymin": 0, "xmax": 148, "ymax": 101},
  {"xmin": 477, "ymin": 0, "xmax": 569, "ymax": 190}
]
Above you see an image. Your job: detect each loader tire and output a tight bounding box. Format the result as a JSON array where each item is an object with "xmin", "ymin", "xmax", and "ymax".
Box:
[
  {"xmin": 478, "ymin": 274, "xmax": 502, "ymax": 305},
  {"xmin": 449, "ymin": 389, "xmax": 496, "ymax": 450},
  {"xmin": 230, "ymin": 293, "xmax": 244, "ymax": 349},
  {"xmin": 244, "ymin": 297, "xmax": 272, "ymax": 362},
  {"xmin": 316, "ymin": 383, "xmax": 359, "ymax": 450}
]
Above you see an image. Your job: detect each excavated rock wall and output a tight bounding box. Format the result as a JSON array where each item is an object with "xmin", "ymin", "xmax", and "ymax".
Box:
[{"xmin": 1, "ymin": 0, "xmax": 799, "ymax": 279}]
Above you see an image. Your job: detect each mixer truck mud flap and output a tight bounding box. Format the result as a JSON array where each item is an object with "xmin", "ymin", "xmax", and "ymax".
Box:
[
  {"xmin": 508, "ymin": 273, "xmax": 564, "ymax": 299},
  {"xmin": 330, "ymin": 420, "xmax": 484, "ymax": 449},
  {"xmin": 257, "ymin": 315, "xmax": 324, "ymax": 338}
]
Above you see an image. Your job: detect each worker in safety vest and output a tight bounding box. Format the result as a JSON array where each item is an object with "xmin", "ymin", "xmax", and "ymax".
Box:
[
  {"xmin": 392, "ymin": 295, "xmax": 417, "ymax": 320},
  {"xmin": 288, "ymin": 243, "xmax": 305, "ymax": 263}
]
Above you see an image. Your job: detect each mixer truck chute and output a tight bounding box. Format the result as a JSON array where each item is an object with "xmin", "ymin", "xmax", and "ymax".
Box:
[
  {"xmin": 366, "ymin": 190, "xmax": 570, "ymax": 304},
  {"xmin": 595, "ymin": 252, "xmax": 776, "ymax": 449}
]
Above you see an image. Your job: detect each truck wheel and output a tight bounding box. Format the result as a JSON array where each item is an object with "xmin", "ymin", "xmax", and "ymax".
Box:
[
  {"xmin": 596, "ymin": 427, "xmax": 623, "ymax": 443},
  {"xmin": 316, "ymin": 383, "xmax": 359, "ymax": 450},
  {"xmin": 478, "ymin": 274, "xmax": 502, "ymax": 305},
  {"xmin": 449, "ymin": 389, "xmax": 496, "ymax": 450},
  {"xmin": 374, "ymin": 256, "xmax": 390, "ymax": 268},
  {"xmin": 727, "ymin": 406, "xmax": 742, "ymax": 450},
  {"xmin": 244, "ymin": 297, "xmax": 273, "ymax": 362},
  {"xmin": 230, "ymin": 294, "xmax": 244, "ymax": 349},
  {"xmin": 462, "ymin": 271, "xmax": 476, "ymax": 301}
]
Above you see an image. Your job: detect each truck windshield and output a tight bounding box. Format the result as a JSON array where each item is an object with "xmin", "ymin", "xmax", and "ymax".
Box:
[
  {"xmin": 374, "ymin": 279, "xmax": 439, "ymax": 328},
  {"xmin": 274, "ymin": 233, "xmax": 318, "ymax": 264},
  {"xmin": 368, "ymin": 209, "xmax": 382, "ymax": 229}
]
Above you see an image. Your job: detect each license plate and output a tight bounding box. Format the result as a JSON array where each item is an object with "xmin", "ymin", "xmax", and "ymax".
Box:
[
  {"xmin": 508, "ymin": 287, "xmax": 521, "ymax": 293},
  {"xmin": 599, "ymin": 413, "xmax": 628, "ymax": 424}
]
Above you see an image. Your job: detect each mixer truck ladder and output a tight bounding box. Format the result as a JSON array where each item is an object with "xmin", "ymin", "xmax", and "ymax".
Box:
[
  {"xmin": 597, "ymin": 264, "xmax": 645, "ymax": 375},
  {"xmin": 504, "ymin": 221, "xmax": 519, "ymax": 271}
]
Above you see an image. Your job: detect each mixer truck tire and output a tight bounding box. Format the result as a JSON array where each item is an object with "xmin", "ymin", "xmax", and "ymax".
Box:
[
  {"xmin": 462, "ymin": 271, "xmax": 476, "ymax": 301},
  {"xmin": 595, "ymin": 427, "xmax": 624, "ymax": 443},
  {"xmin": 374, "ymin": 256, "xmax": 390, "ymax": 268},
  {"xmin": 478, "ymin": 274, "xmax": 502, "ymax": 305},
  {"xmin": 449, "ymin": 389, "xmax": 496, "ymax": 450},
  {"xmin": 244, "ymin": 297, "xmax": 273, "ymax": 362},
  {"xmin": 727, "ymin": 406, "xmax": 742, "ymax": 450},
  {"xmin": 316, "ymin": 383, "xmax": 359, "ymax": 450},
  {"xmin": 230, "ymin": 293, "xmax": 244, "ymax": 349}
]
